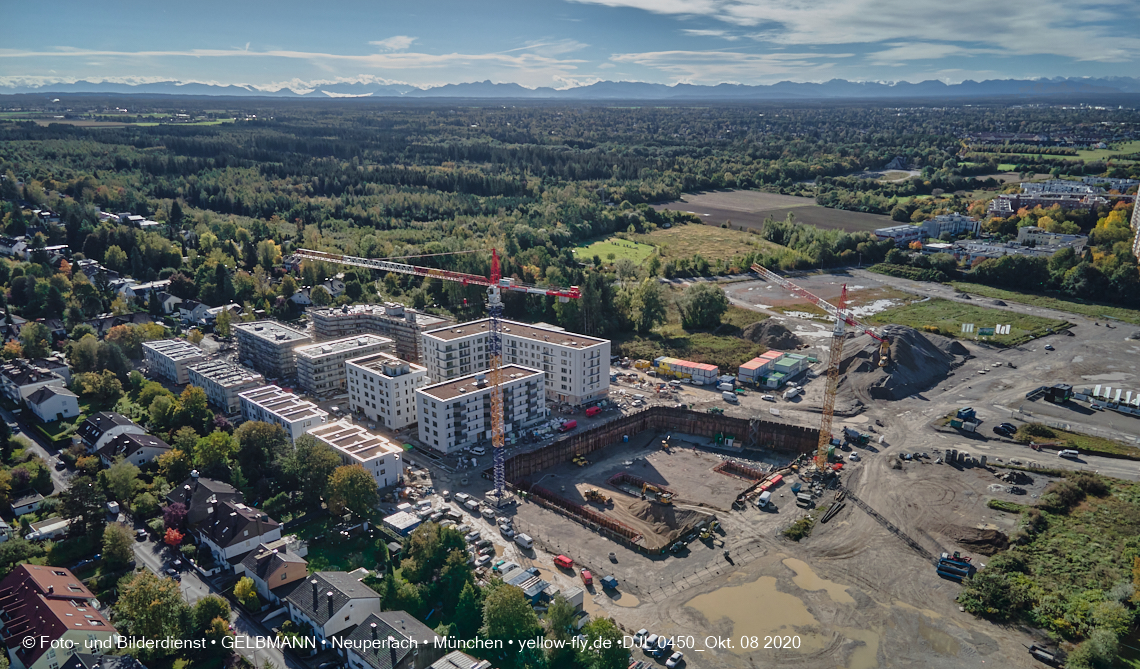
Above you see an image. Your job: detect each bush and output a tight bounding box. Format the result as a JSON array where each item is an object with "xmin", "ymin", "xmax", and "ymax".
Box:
[
  {"xmin": 1019, "ymin": 423, "xmax": 1057, "ymax": 441},
  {"xmin": 783, "ymin": 516, "xmax": 815, "ymax": 542},
  {"xmin": 1038, "ymin": 479, "xmax": 1086, "ymax": 513},
  {"xmin": 146, "ymin": 517, "xmax": 164, "ymax": 536},
  {"xmin": 1068, "ymin": 472, "xmax": 1109, "ymax": 497},
  {"xmin": 986, "ymin": 499, "xmax": 1025, "ymax": 514}
]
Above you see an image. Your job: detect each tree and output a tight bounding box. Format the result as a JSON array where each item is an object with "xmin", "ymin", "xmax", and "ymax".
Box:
[
  {"xmin": 163, "ymin": 502, "xmax": 188, "ymax": 530},
  {"xmin": 283, "ymin": 435, "xmax": 342, "ymax": 508},
  {"xmin": 454, "ymin": 582, "xmax": 482, "ymax": 639},
  {"xmin": 310, "ymin": 285, "xmax": 332, "ymax": 306},
  {"xmin": 177, "ymin": 385, "xmax": 212, "ymax": 432},
  {"xmin": 101, "ymin": 459, "xmax": 141, "ymax": 503},
  {"xmin": 60, "ymin": 476, "xmax": 107, "ymax": 536},
  {"xmin": 576, "ymin": 618, "xmax": 629, "ymax": 669},
  {"xmin": 619, "ymin": 279, "xmax": 668, "ymax": 334},
  {"xmin": 1, "ymin": 341, "xmax": 22, "ymax": 360},
  {"xmin": 214, "ymin": 308, "xmax": 234, "ymax": 337},
  {"xmin": 193, "ymin": 431, "xmax": 237, "ymax": 474},
  {"xmin": 0, "ymin": 537, "xmax": 44, "ymax": 576},
  {"xmin": 677, "ymin": 282, "xmax": 729, "ymax": 330},
  {"xmin": 483, "ymin": 583, "xmax": 542, "ymax": 658},
  {"xmin": 164, "ymin": 528, "xmax": 184, "ymax": 547},
  {"xmin": 192, "ymin": 595, "xmax": 231, "ymax": 634},
  {"xmin": 544, "ymin": 594, "xmax": 578, "ymax": 668},
  {"xmin": 132, "ymin": 492, "xmax": 160, "ymax": 518},
  {"xmin": 158, "ymin": 447, "xmax": 192, "ymax": 483},
  {"xmin": 67, "ymin": 334, "xmax": 100, "ymax": 373},
  {"xmin": 186, "ymin": 329, "xmax": 204, "ymax": 345},
  {"xmin": 327, "ymin": 465, "xmax": 379, "ymax": 516},
  {"xmin": 235, "ymin": 576, "xmax": 259, "ymax": 609},
  {"xmin": 114, "ymin": 571, "xmax": 190, "ymax": 657},
  {"xmin": 171, "ymin": 427, "xmax": 200, "ymax": 453},
  {"xmin": 104, "ymin": 245, "xmax": 128, "ymax": 272},
  {"xmin": 19, "ymin": 322, "xmax": 51, "ymax": 359},
  {"xmin": 102, "ymin": 523, "xmax": 135, "ymax": 568},
  {"xmin": 233, "ymin": 421, "xmax": 289, "ymax": 479}
]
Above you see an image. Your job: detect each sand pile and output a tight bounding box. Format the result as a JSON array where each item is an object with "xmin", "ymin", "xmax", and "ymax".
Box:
[
  {"xmin": 629, "ymin": 500, "xmax": 714, "ymax": 544},
  {"xmin": 840, "ymin": 325, "xmax": 969, "ymax": 403},
  {"xmin": 742, "ymin": 320, "xmax": 805, "ymax": 350}
]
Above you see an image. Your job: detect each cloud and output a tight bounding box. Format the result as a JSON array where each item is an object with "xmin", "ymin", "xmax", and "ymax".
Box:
[
  {"xmin": 369, "ymin": 36, "xmax": 416, "ymax": 52},
  {"xmin": 866, "ymin": 43, "xmax": 1002, "ymax": 65},
  {"xmin": 681, "ymin": 29, "xmax": 739, "ymax": 40},
  {"xmin": 611, "ymin": 49, "xmax": 845, "ymax": 82},
  {"xmin": 500, "ymin": 39, "xmax": 590, "ymax": 57},
  {"xmin": 570, "ymin": 0, "xmax": 1140, "ymax": 62}
]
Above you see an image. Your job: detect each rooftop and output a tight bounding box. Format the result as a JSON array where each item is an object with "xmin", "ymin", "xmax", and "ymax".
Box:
[
  {"xmin": 0, "ymin": 359, "xmax": 63, "ymax": 387},
  {"xmin": 142, "ymin": 339, "xmax": 205, "ymax": 361},
  {"xmin": 310, "ymin": 302, "xmax": 451, "ymax": 327},
  {"xmin": 284, "ymin": 570, "xmax": 379, "ymax": 627},
  {"xmin": 239, "ymin": 385, "xmax": 329, "ymax": 423},
  {"xmin": 234, "ymin": 320, "xmax": 311, "ymax": 344},
  {"xmin": 418, "ymin": 365, "xmax": 543, "ymax": 402},
  {"xmin": 26, "ymin": 385, "xmax": 78, "ymax": 405},
  {"xmin": 294, "ymin": 334, "xmax": 392, "ymax": 360},
  {"xmin": 308, "ymin": 420, "xmax": 402, "ymax": 463},
  {"xmin": 424, "ymin": 318, "xmax": 606, "ymax": 346},
  {"xmin": 187, "ymin": 360, "xmax": 265, "ymax": 387},
  {"xmin": 346, "ymin": 352, "xmax": 426, "ymax": 377}
]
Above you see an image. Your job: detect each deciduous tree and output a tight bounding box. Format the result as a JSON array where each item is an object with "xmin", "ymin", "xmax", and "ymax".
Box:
[
  {"xmin": 326, "ymin": 465, "xmax": 379, "ymax": 516},
  {"xmin": 102, "ymin": 523, "xmax": 134, "ymax": 568}
]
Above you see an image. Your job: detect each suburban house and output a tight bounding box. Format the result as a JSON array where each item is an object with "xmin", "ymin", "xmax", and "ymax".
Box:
[
  {"xmin": 155, "ymin": 291, "xmax": 183, "ymax": 315},
  {"xmin": 283, "ymin": 570, "xmax": 382, "ymax": 650},
  {"xmin": 0, "ymin": 359, "xmax": 66, "ymax": 405},
  {"xmin": 195, "ymin": 500, "xmax": 282, "ymax": 564},
  {"xmin": 25, "ymin": 386, "xmax": 79, "ymax": 423},
  {"xmin": 0, "ymin": 564, "xmax": 118, "ymax": 669},
  {"xmin": 166, "ymin": 474, "xmax": 244, "ymax": 528},
  {"xmin": 289, "ymin": 289, "xmax": 313, "ymax": 307},
  {"xmin": 238, "ymin": 537, "xmax": 309, "ymax": 604},
  {"xmin": 10, "ymin": 491, "xmax": 43, "ymax": 516},
  {"xmin": 97, "ymin": 433, "xmax": 171, "ymax": 468},
  {"xmin": 344, "ymin": 611, "xmax": 445, "ymax": 669},
  {"xmin": 429, "ymin": 652, "xmax": 492, "ymax": 669},
  {"xmin": 77, "ymin": 412, "xmax": 146, "ymax": 453},
  {"xmin": 178, "ymin": 300, "xmax": 211, "ymax": 324}
]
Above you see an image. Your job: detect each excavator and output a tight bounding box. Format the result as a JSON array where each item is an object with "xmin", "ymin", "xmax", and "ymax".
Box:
[
  {"xmin": 641, "ymin": 482, "xmax": 674, "ymax": 504},
  {"xmin": 584, "ymin": 488, "xmax": 612, "ymax": 505}
]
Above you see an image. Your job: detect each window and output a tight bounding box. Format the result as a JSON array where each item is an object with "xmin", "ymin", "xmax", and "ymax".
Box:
[{"xmin": 281, "ymin": 573, "xmax": 288, "ymax": 580}]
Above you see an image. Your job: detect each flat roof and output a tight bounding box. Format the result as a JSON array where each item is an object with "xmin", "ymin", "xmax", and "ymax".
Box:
[
  {"xmin": 142, "ymin": 339, "xmax": 206, "ymax": 361},
  {"xmin": 418, "ymin": 364, "xmax": 543, "ymax": 402},
  {"xmin": 187, "ymin": 360, "xmax": 264, "ymax": 387},
  {"xmin": 310, "ymin": 303, "xmax": 451, "ymax": 327},
  {"xmin": 346, "ymin": 352, "xmax": 426, "ymax": 376},
  {"xmin": 295, "ymin": 334, "xmax": 391, "ymax": 360},
  {"xmin": 234, "ymin": 320, "xmax": 311, "ymax": 343},
  {"xmin": 239, "ymin": 385, "xmax": 328, "ymax": 423},
  {"xmin": 424, "ymin": 318, "xmax": 606, "ymax": 346},
  {"xmin": 308, "ymin": 420, "xmax": 402, "ymax": 462}
]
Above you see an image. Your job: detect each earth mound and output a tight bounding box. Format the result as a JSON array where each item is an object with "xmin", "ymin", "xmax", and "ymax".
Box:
[
  {"xmin": 991, "ymin": 300, "xmax": 1007, "ymax": 306},
  {"xmin": 742, "ymin": 320, "xmax": 805, "ymax": 350},
  {"xmin": 942, "ymin": 525, "xmax": 1009, "ymax": 556},
  {"xmin": 840, "ymin": 325, "xmax": 969, "ymax": 402},
  {"xmin": 629, "ymin": 500, "xmax": 714, "ymax": 544}
]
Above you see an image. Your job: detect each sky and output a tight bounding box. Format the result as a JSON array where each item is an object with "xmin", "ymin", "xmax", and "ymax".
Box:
[{"xmin": 2, "ymin": 0, "xmax": 1139, "ymax": 92}]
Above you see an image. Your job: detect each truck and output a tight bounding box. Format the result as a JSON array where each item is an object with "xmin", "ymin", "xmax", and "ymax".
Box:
[
  {"xmin": 756, "ymin": 491, "xmax": 772, "ymax": 509},
  {"xmin": 722, "ymin": 391, "xmax": 738, "ymax": 403},
  {"xmin": 514, "ymin": 533, "xmax": 533, "ymax": 549},
  {"xmin": 783, "ymin": 386, "xmax": 802, "ymax": 400}
]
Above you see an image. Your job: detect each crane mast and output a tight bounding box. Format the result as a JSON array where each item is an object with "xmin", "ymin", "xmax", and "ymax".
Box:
[
  {"xmin": 751, "ymin": 264, "xmax": 891, "ymax": 469},
  {"xmin": 293, "ymin": 248, "xmax": 579, "ymax": 503}
]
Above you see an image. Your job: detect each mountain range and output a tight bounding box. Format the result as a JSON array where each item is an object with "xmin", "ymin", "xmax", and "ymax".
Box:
[{"xmin": 5, "ymin": 77, "xmax": 1140, "ymax": 100}]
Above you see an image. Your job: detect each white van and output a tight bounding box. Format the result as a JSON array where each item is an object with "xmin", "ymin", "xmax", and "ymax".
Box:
[
  {"xmin": 722, "ymin": 391, "xmax": 738, "ymax": 403},
  {"xmin": 757, "ymin": 491, "xmax": 772, "ymax": 509},
  {"xmin": 514, "ymin": 533, "xmax": 533, "ymax": 549},
  {"xmin": 1058, "ymin": 449, "xmax": 1080, "ymax": 459}
]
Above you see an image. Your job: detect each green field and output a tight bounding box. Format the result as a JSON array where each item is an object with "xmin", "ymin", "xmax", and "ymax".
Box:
[
  {"xmin": 632, "ymin": 224, "xmax": 779, "ymax": 263},
  {"xmin": 868, "ymin": 298, "xmax": 1067, "ymax": 346},
  {"xmin": 1015, "ymin": 424, "xmax": 1140, "ymax": 460},
  {"xmin": 573, "ymin": 237, "xmax": 656, "ymax": 264},
  {"xmin": 951, "ymin": 282, "xmax": 1140, "ymax": 325}
]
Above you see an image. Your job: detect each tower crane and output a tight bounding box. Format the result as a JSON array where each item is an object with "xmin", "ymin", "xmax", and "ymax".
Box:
[
  {"xmin": 293, "ymin": 249, "xmax": 580, "ymax": 503},
  {"xmin": 751, "ymin": 264, "xmax": 891, "ymax": 468}
]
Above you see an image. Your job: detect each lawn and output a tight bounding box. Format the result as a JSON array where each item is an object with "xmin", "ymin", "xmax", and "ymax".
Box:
[
  {"xmin": 1015, "ymin": 424, "xmax": 1140, "ymax": 460},
  {"xmin": 614, "ymin": 300, "xmax": 769, "ymax": 371},
  {"xmin": 573, "ymin": 237, "xmax": 656, "ymax": 265},
  {"xmin": 632, "ymin": 224, "xmax": 779, "ymax": 264},
  {"xmin": 868, "ymin": 298, "xmax": 1067, "ymax": 346},
  {"xmin": 1074, "ymin": 139, "xmax": 1140, "ymax": 161},
  {"xmin": 951, "ymin": 282, "xmax": 1140, "ymax": 325},
  {"xmin": 289, "ymin": 512, "xmax": 390, "ymax": 573}
]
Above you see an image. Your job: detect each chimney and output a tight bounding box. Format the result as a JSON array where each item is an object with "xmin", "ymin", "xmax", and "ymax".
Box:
[
  {"xmin": 311, "ymin": 580, "xmax": 318, "ymax": 604},
  {"xmin": 47, "ymin": 585, "xmax": 53, "ymax": 594},
  {"xmin": 370, "ymin": 622, "xmax": 377, "ymax": 641},
  {"xmin": 327, "ymin": 591, "xmax": 334, "ymax": 618},
  {"xmin": 389, "ymin": 637, "xmax": 398, "ymax": 668}
]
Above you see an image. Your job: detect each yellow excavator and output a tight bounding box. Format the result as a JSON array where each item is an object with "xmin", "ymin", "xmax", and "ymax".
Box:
[{"xmin": 642, "ymin": 482, "xmax": 674, "ymax": 504}]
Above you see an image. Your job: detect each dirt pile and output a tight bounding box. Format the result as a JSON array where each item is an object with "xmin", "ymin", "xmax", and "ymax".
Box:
[
  {"xmin": 628, "ymin": 500, "xmax": 714, "ymax": 544},
  {"xmin": 840, "ymin": 325, "xmax": 969, "ymax": 402},
  {"xmin": 742, "ymin": 321, "xmax": 805, "ymax": 350},
  {"xmin": 941, "ymin": 525, "xmax": 1009, "ymax": 556}
]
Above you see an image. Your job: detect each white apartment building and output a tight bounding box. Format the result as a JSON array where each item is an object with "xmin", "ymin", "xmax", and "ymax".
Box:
[
  {"xmin": 346, "ymin": 353, "xmax": 428, "ymax": 430},
  {"xmin": 874, "ymin": 224, "xmax": 925, "ymax": 247},
  {"xmin": 309, "ymin": 302, "xmax": 453, "ymax": 363},
  {"xmin": 415, "ymin": 365, "xmax": 547, "ymax": 454},
  {"xmin": 307, "ymin": 420, "xmax": 403, "ymax": 489},
  {"xmin": 421, "ymin": 319, "xmax": 609, "ymax": 406},
  {"xmin": 919, "ymin": 213, "xmax": 980, "ymax": 240},
  {"xmin": 294, "ymin": 334, "xmax": 392, "ymax": 398},
  {"xmin": 239, "ymin": 385, "xmax": 329, "ymax": 441},
  {"xmin": 187, "ymin": 360, "xmax": 266, "ymax": 414},
  {"xmin": 234, "ymin": 320, "xmax": 312, "ymax": 379},
  {"xmin": 142, "ymin": 339, "xmax": 208, "ymax": 384}
]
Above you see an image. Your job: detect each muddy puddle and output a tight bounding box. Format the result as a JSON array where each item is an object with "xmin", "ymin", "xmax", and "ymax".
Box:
[
  {"xmin": 782, "ymin": 558, "xmax": 855, "ymax": 604},
  {"xmin": 686, "ymin": 576, "xmax": 829, "ymax": 654}
]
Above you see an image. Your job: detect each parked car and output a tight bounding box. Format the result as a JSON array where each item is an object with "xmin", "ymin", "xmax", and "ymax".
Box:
[
  {"xmin": 474, "ymin": 555, "xmax": 493, "ymax": 568},
  {"xmin": 470, "ymin": 445, "xmax": 486, "ymax": 456},
  {"xmin": 499, "ymin": 525, "xmax": 515, "ymax": 539},
  {"xmin": 666, "ymin": 651, "xmax": 685, "ymax": 668},
  {"xmin": 999, "ymin": 423, "xmax": 1017, "ymax": 433},
  {"xmin": 553, "ymin": 554, "xmax": 574, "ymax": 569},
  {"xmin": 633, "ymin": 629, "xmax": 648, "ymax": 647},
  {"xmin": 164, "ymin": 568, "xmax": 181, "ymax": 581},
  {"xmin": 53, "ymin": 459, "xmax": 67, "ymax": 471},
  {"xmin": 478, "ymin": 546, "xmax": 495, "ymax": 556},
  {"xmin": 1044, "ymin": 344, "xmax": 1054, "ymax": 351},
  {"xmin": 642, "ymin": 634, "xmax": 659, "ymax": 652},
  {"xmin": 465, "ymin": 531, "xmax": 481, "ymax": 543},
  {"xmin": 135, "ymin": 529, "xmax": 148, "ymax": 541},
  {"xmin": 456, "ymin": 524, "xmax": 472, "ymax": 535},
  {"xmin": 481, "ymin": 508, "xmax": 496, "ymax": 520}
]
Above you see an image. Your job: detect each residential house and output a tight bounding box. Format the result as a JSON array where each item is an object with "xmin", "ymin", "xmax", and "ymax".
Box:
[
  {"xmin": 122, "ymin": 280, "xmax": 171, "ymax": 301},
  {"xmin": 429, "ymin": 652, "xmax": 492, "ymax": 669},
  {"xmin": 289, "ymin": 289, "xmax": 312, "ymax": 307},
  {"xmin": 10, "ymin": 491, "xmax": 43, "ymax": 516},
  {"xmin": 31, "ymin": 353, "xmax": 71, "ymax": 384},
  {"xmin": 284, "ymin": 570, "xmax": 382, "ymax": 649},
  {"xmin": 97, "ymin": 433, "xmax": 171, "ymax": 468},
  {"xmin": 0, "ymin": 359, "xmax": 66, "ymax": 405},
  {"xmin": 82, "ymin": 313, "xmax": 155, "ymax": 339},
  {"xmin": 196, "ymin": 499, "xmax": 282, "ymax": 564},
  {"xmin": 0, "ymin": 237, "xmax": 27, "ymax": 258},
  {"xmin": 178, "ymin": 300, "xmax": 211, "ymax": 325},
  {"xmin": 0, "ymin": 518, "xmax": 12, "ymax": 543},
  {"xmin": 238, "ymin": 538, "xmax": 309, "ymax": 604},
  {"xmin": 25, "ymin": 386, "xmax": 80, "ymax": 423},
  {"xmin": 0, "ymin": 565, "xmax": 117, "ymax": 669},
  {"xmin": 320, "ymin": 277, "xmax": 346, "ymax": 298},
  {"xmin": 165, "ymin": 474, "xmax": 242, "ymax": 528},
  {"xmin": 155, "ymin": 292, "xmax": 183, "ymax": 315},
  {"xmin": 77, "ymin": 412, "xmax": 146, "ymax": 453},
  {"xmin": 344, "ymin": 611, "xmax": 445, "ymax": 669}
]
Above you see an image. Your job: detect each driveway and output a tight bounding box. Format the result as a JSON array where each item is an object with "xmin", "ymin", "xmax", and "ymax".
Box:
[{"xmin": 1, "ymin": 406, "xmax": 71, "ymax": 493}]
